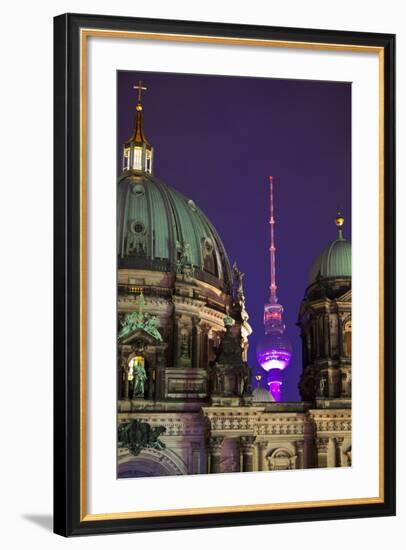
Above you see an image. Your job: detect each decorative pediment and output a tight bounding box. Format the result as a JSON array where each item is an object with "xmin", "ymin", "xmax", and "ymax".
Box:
[
  {"xmin": 119, "ymin": 327, "xmax": 160, "ymax": 346},
  {"xmin": 338, "ymin": 289, "xmax": 352, "ymax": 303},
  {"xmin": 118, "ymin": 292, "xmax": 163, "ymax": 343}
]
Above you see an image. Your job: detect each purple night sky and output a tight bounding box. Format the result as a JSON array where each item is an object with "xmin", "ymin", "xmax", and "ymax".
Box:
[{"xmin": 117, "ymin": 70, "xmax": 351, "ymax": 401}]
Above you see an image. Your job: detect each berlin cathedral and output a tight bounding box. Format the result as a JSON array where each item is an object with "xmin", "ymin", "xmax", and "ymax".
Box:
[{"xmin": 117, "ymin": 84, "xmax": 352, "ymax": 478}]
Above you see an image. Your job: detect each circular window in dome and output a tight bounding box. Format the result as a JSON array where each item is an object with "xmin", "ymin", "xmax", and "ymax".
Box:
[
  {"xmin": 131, "ymin": 221, "xmax": 145, "ymax": 234},
  {"xmin": 132, "ymin": 184, "xmax": 145, "ymax": 197},
  {"xmin": 187, "ymin": 199, "xmax": 197, "ymax": 211}
]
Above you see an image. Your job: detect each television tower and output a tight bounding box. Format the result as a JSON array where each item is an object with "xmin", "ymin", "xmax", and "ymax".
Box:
[{"xmin": 256, "ymin": 176, "xmax": 292, "ymax": 401}]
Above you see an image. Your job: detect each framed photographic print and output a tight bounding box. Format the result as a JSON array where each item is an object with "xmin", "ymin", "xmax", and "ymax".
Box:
[{"xmin": 53, "ymin": 13, "xmax": 396, "ymax": 536}]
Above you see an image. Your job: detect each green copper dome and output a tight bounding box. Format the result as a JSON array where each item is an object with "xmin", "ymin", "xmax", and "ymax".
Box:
[
  {"xmin": 117, "ymin": 84, "xmax": 232, "ymax": 290},
  {"xmin": 117, "ymin": 173, "xmax": 232, "ymax": 291},
  {"xmin": 309, "ymin": 227, "xmax": 351, "ymax": 284}
]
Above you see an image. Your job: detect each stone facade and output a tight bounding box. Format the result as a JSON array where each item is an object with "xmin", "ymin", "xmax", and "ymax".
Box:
[
  {"xmin": 117, "ymin": 266, "xmax": 352, "ymax": 477},
  {"xmin": 118, "ymin": 404, "xmax": 351, "ymax": 475},
  {"xmin": 116, "ymin": 91, "xmax": 351, "ymax": 477}
]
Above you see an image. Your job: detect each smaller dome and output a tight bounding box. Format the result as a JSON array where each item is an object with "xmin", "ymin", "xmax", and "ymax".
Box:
[
  {"xmin": 253, "ymin": 387, "xmax": 275, "ymax": 403},
  {"xmin": 309, "ymin": 236, "xmax": 351, "ymax": 284}
]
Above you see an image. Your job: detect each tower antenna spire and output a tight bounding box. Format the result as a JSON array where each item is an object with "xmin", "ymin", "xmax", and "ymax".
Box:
[
  {"xmin": 269, "ymin": 176, "xmax": 278, "ymax": 304},
  {"xmin": 256, "ymin": 175, "xmax": 292, "ymax": 401}
]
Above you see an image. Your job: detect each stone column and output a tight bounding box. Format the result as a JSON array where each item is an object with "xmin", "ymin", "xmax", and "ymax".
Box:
[
  {"xmin": 123, "ymin": 362, "xmax": 130, "ymax": 400},
  {"xmin": 314, "ymin": 319, "xmax": 320, "ymax": 359},
  {"xmin": 192, "ymin": 318, "xmax": 201, "ymax": 369},
  {"xmin": 201, "ymin": 325, "xmax": 209, "ymax": 369},
  {"xmin": 335, "ymin": 437, "xmax": 344, "ymax": 467},
  {"xmin": 208, "ymin": 436, "xmax": 224, "ymax": 474},
  {"xmin": 147, "ymin": 365, "xmax": 156, "ymax": 400},
  {"xmin": 324, "ymin": 313, "xmax": 330, "ymax": 357},
  {"xmin": 300, "ymin": 333, "xmax": 306, "ymax": 365},
  {"xmin": 191, "ymin": 442, "xmax": 201, "ymax": 474},
  {"xmin": 166, "ymin": 321, "xmax": 174, "ymax": 367},
  {"xmin": 289, "ymin": 455, "xmax": 298, "ymax": 469},
  {"xmin": 179, "ymin": 325, "xmax": 189, "ymax": 359},
  {"xmin": 174, "ymin": 314, "xmax": 182, "ymax": 363},
  {"xmin": 316, "ymin": 437, "xmax": 330, "ymax": 468},
  {"xmin": 117, "ymin": 359, "xmax": 123, "ymax": 399},
  {"xmin": 338, "ymin": 314, "xmax": 344, "ymax": 358},
  {"xmin": 257, "ymin": 441, "xmax": 269, "ymax": 471},
  {"xmin": 295, "ymin": 440, "xmax": 305, "ymax": 469},
  {"xmin": 240, "ymin": 436, "xmax": 256, "ymax": 472}
]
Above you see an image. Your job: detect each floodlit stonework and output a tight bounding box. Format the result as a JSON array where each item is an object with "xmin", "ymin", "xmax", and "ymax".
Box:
[{"xmin": 117, "ymin": 85, "xmax": 351, "ymax": 477}]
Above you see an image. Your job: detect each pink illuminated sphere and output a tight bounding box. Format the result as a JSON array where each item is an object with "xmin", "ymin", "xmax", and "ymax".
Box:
[{"xmin": 256, "ymin": 334, "xmax": 292, "ymax": 372}]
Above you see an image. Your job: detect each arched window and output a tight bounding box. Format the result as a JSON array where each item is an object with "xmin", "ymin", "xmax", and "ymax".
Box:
[
  {"xmin": 202, "ymin": 238, "xmax": 218, "ymax": 276},
  {"xmin": 203, "ymin": 251, "xmax": 216, "ymax": 274},
  {"xmin": 123, "ymin": 147, "xmax": 130, "ymax": 171},
  {"xmin": 268, "ymin": 448, "xmax": 296, "ymax": 470}
]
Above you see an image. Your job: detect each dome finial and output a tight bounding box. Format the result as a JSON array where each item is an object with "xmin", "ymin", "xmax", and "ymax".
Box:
[
  {"xmin": 133, "ymin": 80, "xmax": 147, "ymax": 111},
  {"xmin": 335, "ymin": 210, "xmax": 345, "ymax": 239}
]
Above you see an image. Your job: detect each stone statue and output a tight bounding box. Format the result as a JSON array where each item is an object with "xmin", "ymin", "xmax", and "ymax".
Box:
[
  {"xmin": 240, "ymin": 363, "xmax": 251, "ymax": 396},
  {"xmin": 231, "ymin": 262, "xmax": 252, "ymax": 362},
  {"xmin": 176, "ymin": 241, "xmax": 193, "ymax": 275},
  {"xmin": 223, "ymin": 307, "xmax": 235, "ymax": 329},
  {"xmin": 232, "ymin": 261, "xmax": 244, "ymax": 301},
  {"xmin": 143, "ymin": 315, "xmax": 160, "ymax": 339},
  {"xmin": 214, "ymin": 369, "xmax": 223, "ymax": 394},
  {"xmin": 118, "ymin": 296, "xmax": 162, "ymax": 342},
  {"xmin": 125, "ymin": 230, "xmax": 137, "ymax": 256},
  {"xmin": 180, "ymin": 331, "xmax": 190, "ymax": 358},
  {"xmin": 118, "ymin": 419, "xmax": 166, "ymax": 456},
  {"xmin": 125, "ymin": 229, "xmax": 146, "ymax": 257},
  {"xmin": 181, "ymin": 242, "xmax": 192, "ymax": 263},
  {"xmin": 132, "ymin": 361, "xmax": 147, "ymax": 398},
  {"xmin": 319, "ymin": 375, "xmax": 326, "ymax": 396}
]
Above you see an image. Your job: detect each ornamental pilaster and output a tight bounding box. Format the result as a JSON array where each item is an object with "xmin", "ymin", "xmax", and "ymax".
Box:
[
  {"xmin": 208, "ymin": 436, "xmax": 224, "ymax": 474},
  {"xmin": 335, "ymin": 437, "xmax": 344, "ymax": 467},
  {"xmin": 239, "ymin": 435, "xmax": 256, "ymax": 472},
  {"xmin": 201, "ymin": 323, "xmax": 210, "ymax": 369},
  {"xmin": 192, "ymin": 316, "xmax": 202, "ymax": 369},
  {"xmin": 295, "ymin": 440, "xmax": 305, "ymax": 469},
  {"xmin": 323, "ymin": 312, "xmax": 330, "ymax": 357},
  {"xmin": 316, "ymin": 437, "xmax": 330, "ymax": 468},
  {"xmin": 257, "ymin": 441, "xmax": 269, "ymax": 471}
]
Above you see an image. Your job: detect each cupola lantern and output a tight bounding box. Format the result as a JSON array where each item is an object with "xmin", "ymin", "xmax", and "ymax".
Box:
[{"xmin": 122, "ymin": 81, "xmax": 153, "ymax": 175}]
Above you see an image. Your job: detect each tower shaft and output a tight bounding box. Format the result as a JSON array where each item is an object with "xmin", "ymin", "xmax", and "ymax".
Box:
[
  {"xmin": 269, "ymin": 176, "xmax": 277, "ymax": 304},
  {"xmin": 263, "ymin": 176, "xmax": 285, "ymax": 336}
]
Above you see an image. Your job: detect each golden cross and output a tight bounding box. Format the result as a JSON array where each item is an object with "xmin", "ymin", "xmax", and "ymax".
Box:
[{"xmin": 133, "ymin": 80, "xmax": 147, "ymax": 102}]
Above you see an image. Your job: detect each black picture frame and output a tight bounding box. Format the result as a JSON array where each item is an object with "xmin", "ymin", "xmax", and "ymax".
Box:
[{"xmin": 54, "ymin": 12, "xmax": 396, "ymax": 537}]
